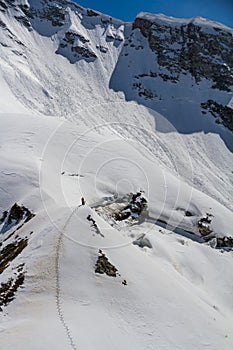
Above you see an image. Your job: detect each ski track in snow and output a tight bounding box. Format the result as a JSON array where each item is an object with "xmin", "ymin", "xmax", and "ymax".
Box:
[{"xmin": 55, "ymin": 207, "xmax": 80, "ymax": 350}]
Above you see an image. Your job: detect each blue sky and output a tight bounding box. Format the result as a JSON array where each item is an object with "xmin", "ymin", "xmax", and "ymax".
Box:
[{"xmin": 74, "ymin": 0, "xmax": 233, "ymax": 28}]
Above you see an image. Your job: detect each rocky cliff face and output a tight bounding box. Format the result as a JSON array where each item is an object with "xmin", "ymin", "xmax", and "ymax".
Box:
[
  {"xmin": 111, "ymin": 13, "xmax": 233, "ymax": 133},
  {"xmin": 133, "ymin": 16, "xmax": 233, "ymax": 92},
  {"xmin": 130, "ymin": 14, "xmax": 233, "ymax": 131}
]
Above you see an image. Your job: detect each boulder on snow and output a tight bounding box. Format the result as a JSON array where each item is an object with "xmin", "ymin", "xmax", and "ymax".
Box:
[
  {"xmin": 185, "ymin": 210, "xmax": 193, "ymax": 217},
  {"xmin": 95, "ymin": 252, "xmax": 118, "ymax": 277},
  {"xmin": 114, "ymin": 192, "xmax": 148, "ymax": 222},
  {"xmin": 197, "ymin": 214, "xmax": 213, "ymax": 236},
  {"xmin": 216, "ymin": 236, "xmax": 233, "ymax": 249},
  {"xmin": 114, "ymin": 210, "xmax": 131, "ymax": 221},
  {"xmin": 133, "ymin": 234, "xmax": 152, "ymax": 249},
  {"xmin": 208, "ymin": 237, "xmax": 217, "ymax": 249}
]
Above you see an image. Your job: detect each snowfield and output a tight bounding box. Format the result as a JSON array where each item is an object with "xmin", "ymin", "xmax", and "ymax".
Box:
[
  {"xmin": 0, "ymin": 1, "xmax": 233, "ymax": 350},
  {"xmin": 0, "ymin": 111, "xmax": 232, "ymax": 350}
]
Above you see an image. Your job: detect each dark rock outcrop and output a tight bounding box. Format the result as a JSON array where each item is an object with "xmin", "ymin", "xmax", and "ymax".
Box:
[
  {"xmin": 201, "ymin": 100, "xmax": 233, "ymax": 131},
  {"xmin": 0, "ymin": 211, "xmax": 7, "ymax": 223},
  {"xmin": 24, "ymin": 2, "xmax": 66, "ymax": 28},
  {"xmin": 0, "ymin": 271, "xmax": 25, "ymax": 309},
  {"xmin": 70, "ymin": 45, "xmax": 97, "ymax": 59},
  {"xmin": 86, "ymin": 9, "xmax": 99, "ymax": 17},
  {"xmin": 96, "ymin": 45, "xmax": 108, "ymax": 53},
  {"xmin": 0, "ymin": 238, "xmax": 28, "ymax": 274},
  {"xmin": 216, "ymin": 236, "xmax": 233, "ymax": 248},
  {"xmin": 95, "ymin": 251, "xmax": 118, "ymax": 277},
  {"xmin": 0, "ymin": 1, "xmax": 8, "ymax": 11},
  {"xmin": 86, "ymin": 215, "xmax": 104, "ymax": 237},
  {"xmin": 133, "ymin": 16, "xmax": 233, "ymax": 92},
  {"xmin": 57, "ymin": 30, "xmax": 97, "ymax": 62},
  {"xmin": 114, "ymin": 192, "xmax": 148, "ymax": 222},
  {"xmin": 0, "ymin": 204, "xmax": 35, "ymax": 235},
  {"xmin": 14, "ymin": 15, "xmax": 32, "ymax": 29},
  {"xmin": 63, "ymin": 31, "xmax": 90, "ymax": 45},
  {"xmin": 197, "ymin": 214, "xmax": 213, "ymax": 236},
  {"xmin": 6, "ymin": 203, "xmax": 34, "ymax": 226}
]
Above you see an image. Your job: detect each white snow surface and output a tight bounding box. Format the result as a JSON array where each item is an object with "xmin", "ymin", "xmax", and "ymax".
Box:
[
  {"xmin": 0, "ymin": 1, "xmax": 233, "ymax": 349},
  {"xmin": 137, "ymin": 12, "xmax": 233, "ymax": 33}
]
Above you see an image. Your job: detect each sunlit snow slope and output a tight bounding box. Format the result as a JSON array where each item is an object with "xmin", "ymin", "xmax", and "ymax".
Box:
[{"xmin": 0, "ymin": 1, "xmax": 233, "ymax": 350}]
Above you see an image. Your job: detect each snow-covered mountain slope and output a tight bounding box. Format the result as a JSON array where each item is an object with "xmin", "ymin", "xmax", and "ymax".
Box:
[
  {"xmin": 0, "ymin": 113, "xmax": 233, "ymax": 350},
  {"xmin": 0, "ymin": 1, "xmax": 233, "ymax": 349},
  {"xmin": 0, "ymin": 0, "xmax": 126, "ymax": 116},
  {"xmin": 110, "ymin": 12, "xmax": 233, "ymax": 132},
  {"xmin": 1, "ymin": 1, "xmax": 232, "ymax": 130},
  {"xmin": 0, "ymin": 0, "xmax": 232, "ymax": 207}
]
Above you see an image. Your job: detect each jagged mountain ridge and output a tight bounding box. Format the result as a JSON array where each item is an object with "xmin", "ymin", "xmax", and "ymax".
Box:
[
  {"xmin": 110, "ymin": 13, "xmax": 233, "ymax": 133},
  {"xmin": 0, "ymin": 0, "xmax": 232, "ymax": 132}
]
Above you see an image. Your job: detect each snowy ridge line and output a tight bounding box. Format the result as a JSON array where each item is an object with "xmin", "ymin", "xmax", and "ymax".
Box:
[
  {"xmin": 136, "ymin": 12, "xmax": 233, "ymax": 31},
  {"xmin": 55, "ymin": 207, "xmax": 80, "ymax": 350}
]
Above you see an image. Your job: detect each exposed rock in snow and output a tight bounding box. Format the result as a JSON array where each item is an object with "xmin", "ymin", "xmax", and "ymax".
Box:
[
  {"xmin": 94, "ymin": 192, "xmax": 148, "ymax": 226},
  {"xmin": 0, "ymin": 204, "xmax": 35, "ymax": 235},
  {"xmin": 201, "ymin": 100, "xmax": 233, "ymax": 131},
  {"xmin": 133, "ymin": 233, "xmax": 152, "ymax": 249},
  {"xmin": 86, "ymin": 9, "xmax": 99, "ymax": 18},
  {"xmin": 57, "ymin": 28, "xmax": 97, "ymax": 63},
  {"xmin": 133, "ymin": 15, "xmax": 233, "ymax": 91},
  {"xmin": 216, "ymin": 236, "xmax": 233, "ymax": 249},
  {"xmin": 95, "ymin": 251, "xmax": 118, "ymax": 277},
  {"xmin": 197, "ymin": 213, "xmax": 213, "ymax": 237},
  {"xmin": 0, "ymin": 268, "xmax": 25, "ymax": 309}
]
